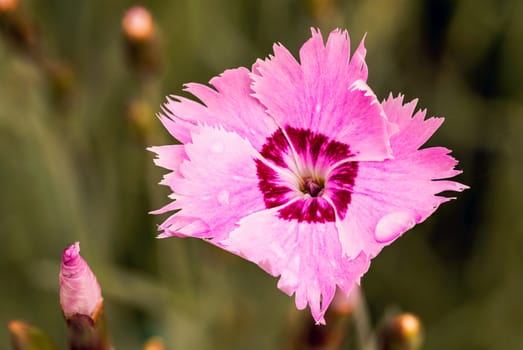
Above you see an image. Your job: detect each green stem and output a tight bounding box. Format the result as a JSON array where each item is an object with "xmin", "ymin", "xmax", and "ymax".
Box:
[{"xmin": 353, "ymin": 288, "xmax": 377, "ymax": 350}]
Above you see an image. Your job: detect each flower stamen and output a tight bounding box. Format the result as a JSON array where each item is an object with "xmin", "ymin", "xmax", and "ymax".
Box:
[{"xmin": 302, "ymin": 177, "xmax": 324, "ymax": 197}]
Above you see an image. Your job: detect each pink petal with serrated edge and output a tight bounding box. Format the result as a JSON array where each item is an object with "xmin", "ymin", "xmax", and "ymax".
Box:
[
  {"xmin": 251, "ymin": 28, "xmax": 392, "ymax": 161},
  {"xmin": 160, "ymin": 67, "xmax": 276, "ymax": 149},
  {"xmin": 223, "ymin": 209, "xmax": 370, "ymax": 324},
  {"xmin": 148, "ymin": 145, "xmax": 186, "ymax": 171},
  {"xmin": 337, "ymin": 95, "xmax": 468, "ymax": 258},
  {"xmin": 157, "ymin": 215, "xmax": 210, "ymax": 238},
  {"xmin": 156, "ymin": 125, "xmax": 266, "ymax": 241},
  {"xmin": 382, "ymin": 93, "xmax": 447, "ymax": 152}
]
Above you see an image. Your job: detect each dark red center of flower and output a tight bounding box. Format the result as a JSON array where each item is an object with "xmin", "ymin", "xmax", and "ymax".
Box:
[{"xmin": 256, "ymin": 126, "xmax": 358, "ymax": 223}]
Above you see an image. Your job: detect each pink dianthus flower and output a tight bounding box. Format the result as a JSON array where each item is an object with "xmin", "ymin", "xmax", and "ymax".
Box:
[{"xmin": 150, "ymin": 29, "xmax": 467, "ymax": 324}]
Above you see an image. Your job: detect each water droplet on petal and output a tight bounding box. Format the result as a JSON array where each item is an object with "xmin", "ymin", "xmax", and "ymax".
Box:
[
  {"xmin": 375, "ymin": 211, "xmax": 416, "ymax": 243},
  {"xmin": 217, "ymin": 190, "xmax": 230, "ymax": 205}
]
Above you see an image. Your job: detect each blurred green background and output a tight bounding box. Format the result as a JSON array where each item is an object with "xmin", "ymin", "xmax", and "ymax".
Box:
[{"xmin": 1, "ymin": 0, "xmax": 522, "ymax": 349}]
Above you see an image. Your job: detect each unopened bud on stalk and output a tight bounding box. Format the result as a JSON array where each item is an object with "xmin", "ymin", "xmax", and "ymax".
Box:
[
  {"xmin": 59, "ymin": 242, "xmax": 103, "ymax": 320},
  {"xmin": 121, "ymin": 5, "xmax": 162, "ymax": 75},
  {"xmin": 8, "ymin": 320, "xmax": 58, "ymax": 350},
  {"xmin": 378, "ymin": 313, "xmax": 423, "ymax": 350},
  {"xmin": 0, "ymin": 0, "xmax": 38, "ymax": 56},
  {"xmin": 59, "ymin": 242, "xmax": 111, "ymax": 350},
  {"xmin": 0, "ymin": 0, "xmax": 18, "ymax": 13},
  {"xmin": 126, "ymin": 99, "xmax": 155, "ymax": 142},
  {"xmin": 305, "ymin": 0, "xmax": 339, "ymax": 26},
  {"xmin": 43, "ymin": 60, "xmax": 75, "ymax": 109},
  {"xmin": 143, "ymin": 336, "xmax": 166, "ymax": 350},
  {"xmin": 122, "ymin": 6, "xmax": 154, "ymax": 42}
]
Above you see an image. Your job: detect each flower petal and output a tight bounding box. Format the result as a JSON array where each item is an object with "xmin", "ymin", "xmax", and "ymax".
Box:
[
  {"xmin": 337, "ymin": 97, "xmax": 468, "ymax": 258},
  {"xmin": 251, "ymin": 28, "xmax": 392, "ymax": 161},
  {"xmin": 148, "ymin": 145, "xmax": 186, "ymax": 171},
  {"xmin": 159, "ymin": 67, "xmax": 276, "ymax": 149},
  {"xmin": 223, "ymin": 209, "xmax": 371, "ymax": 324},
  {"xmin": 157, "ymin": 215, "xmax": 210, "ymax": 238},
  {"xmin": 156, "ymin": 125, "xmax": 266, "ymax": 240},
  {"xmin": 382, "ymin": 93, "xmax": 447, "ymax": 152}
]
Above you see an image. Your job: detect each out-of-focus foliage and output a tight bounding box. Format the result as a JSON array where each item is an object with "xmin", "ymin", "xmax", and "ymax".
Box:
[{"xmin": 1, "ymin": 0, "xmax": 522, "ymax": 349}]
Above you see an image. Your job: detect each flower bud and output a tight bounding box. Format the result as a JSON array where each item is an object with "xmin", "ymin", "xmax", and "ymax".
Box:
[
  {"xmin": 126, "ymin": 99, "xmax": 156, "ymax": 142},
  {"xmin": 59, "ymin": 242, "xmax": 111, "ymax": 350},
  {"xmin": 0, "ymin": 0, "xmax": 18, "ymax": 13},
  {"xmin": 143, "ymin": 336, "xmax": 166, "ymax": 350},
  {"xmin": 122, "ymin": 6, "xmax": 154, "ymax": 42},
  {"xmin": 305, "ymin": 0, "xmax": 339, "ymax": 26},
  {"xmin": 378, "ymin": 313, "xmax": 423, "ymax": 350},
  {"xmin": 43, "ymin": 60, "xmax": 75, "ymax": 109},
  {"xmin": 59, "ymin": 242, "xmax": 103, "ymax": 320},
  {"xmin": 121, "ymin": 5, "xmax": 162, "ymax": 75},
  {"xmin": 0, "ymin": 0, "xmax": 38, "ymax": 56},
  {"xmin": 8, "ymin": 320, "xmax": 58, "ymax": 350}
]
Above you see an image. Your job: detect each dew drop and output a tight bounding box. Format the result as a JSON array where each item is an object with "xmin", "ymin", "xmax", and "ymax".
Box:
[
  {"xmin": 375, "ymin": 211, "xmax": 416, "ymax": 243},
  {"xmin": 217, "ymin": 189, "xmax": 230, "ymax": 205}
]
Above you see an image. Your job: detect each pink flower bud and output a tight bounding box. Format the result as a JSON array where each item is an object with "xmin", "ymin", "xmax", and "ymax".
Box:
[
  {"xmin": 379, "ymin": 313, "xmax": 423, "ymax": 350},
  {"xmin": 122, "ymin": 6, "xmax": 154, "ymax": 41},
  {"xmin": 0, "ymin": 0, "xmax": 18, "ymax": 13},
  {"xmin": 59, "ymin": 242, "xmax": 103, "ymax": 320}
]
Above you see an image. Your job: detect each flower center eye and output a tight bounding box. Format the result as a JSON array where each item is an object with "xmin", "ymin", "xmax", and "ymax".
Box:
[
  {"xmin": 302, "ymin": 177, "xmax": 324, "ymax": 197},
  {"xmin": 256, "ymin": 126, "xmax": 358, "ymax": 223}
]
